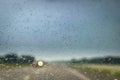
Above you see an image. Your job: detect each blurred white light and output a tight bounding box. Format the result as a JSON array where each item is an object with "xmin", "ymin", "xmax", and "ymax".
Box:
[{"xmin": 38, "ymin": 61, "xmax": 44, "ymax": 67}]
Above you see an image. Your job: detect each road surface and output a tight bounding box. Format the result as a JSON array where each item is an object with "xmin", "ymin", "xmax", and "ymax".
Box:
[{"xmin": 0, "ymin": 64, "xmax": 90, "ymax": 80}]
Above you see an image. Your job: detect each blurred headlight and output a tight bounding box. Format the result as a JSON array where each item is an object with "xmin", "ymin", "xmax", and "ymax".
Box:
[{"xmin": 37, "ymin": 61, "xmax": 44, "ymax": 67}]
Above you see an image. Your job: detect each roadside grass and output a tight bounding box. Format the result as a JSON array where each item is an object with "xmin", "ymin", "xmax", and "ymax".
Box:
[
  {"xmin": 70, "ymin": 64, "xmax": 120, "ymax": 79},
  {"xmin": 0, "ymin": 63, "xmax": 31, "ymax": 70}
]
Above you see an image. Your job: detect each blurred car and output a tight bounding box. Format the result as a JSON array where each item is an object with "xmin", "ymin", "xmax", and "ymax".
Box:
[{"xmin": 32, "ymin": 60, "xmax": 44, "ymax": 68}]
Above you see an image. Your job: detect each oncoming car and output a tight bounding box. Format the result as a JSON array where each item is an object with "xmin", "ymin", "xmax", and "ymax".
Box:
[{"xmin": 32, "ymin": 60, "xmax": 44, "ymax": 68}]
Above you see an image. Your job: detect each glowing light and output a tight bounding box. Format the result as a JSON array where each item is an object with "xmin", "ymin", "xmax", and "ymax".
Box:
[{"xmin": 38, "ymin": 61, "xmax": 44, "ymax": 67}]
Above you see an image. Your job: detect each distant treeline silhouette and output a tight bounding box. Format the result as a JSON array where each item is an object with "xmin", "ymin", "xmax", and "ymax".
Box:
[
  {"xmin": 0, "ymin": 53, "xmax": 35, "ymax": 64},
  {"xmin": 70, "ymin": 56, "xmax": 120, "ymax": 64}
]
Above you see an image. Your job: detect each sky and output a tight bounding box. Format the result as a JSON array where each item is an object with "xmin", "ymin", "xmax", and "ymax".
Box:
[{"xmin": 0, "ymin": 0, "xmax": 120, "ymax": 61}]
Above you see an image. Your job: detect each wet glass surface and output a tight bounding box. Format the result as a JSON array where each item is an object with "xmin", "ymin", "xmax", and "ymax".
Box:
[{"xmin": 0, "ymin": 0, "xmax": 120, "ymax": 80}]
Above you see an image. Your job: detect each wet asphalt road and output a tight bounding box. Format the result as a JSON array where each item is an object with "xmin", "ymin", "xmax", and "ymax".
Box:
[{"xmin": 0, "ymin": 64, "xmax": 90, "ymax": 80}]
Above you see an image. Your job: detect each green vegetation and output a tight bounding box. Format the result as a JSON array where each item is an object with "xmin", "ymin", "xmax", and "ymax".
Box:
[
  {"xmin": 70, "ymin": 56, "xmax": 120, "ymax": 64},
  {"xmin": 0, "ymin": 53, "xmax": 35, "ymax": 64},
  {"xmin": 70, "ymin": 64, "xmax": 120, "ymax": 78},
  {"xmin": 0, "ymin": 52, "xmax": 35, "ymax": 69},
  {"xmin": 113, "ymin": 71, "xmax": 120, "ymax": 78},
  {"xmin": 69, "ymin": 56, "xmax": 120, "ymax": 79},
  {"xmin": 0, "ymin": 63, "xmax": 31, "ymax": 69}
]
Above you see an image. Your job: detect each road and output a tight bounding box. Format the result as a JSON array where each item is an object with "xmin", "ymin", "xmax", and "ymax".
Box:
[{"xmin": 0, "ymin": 64, "xmax": 90, "ymax": 80}]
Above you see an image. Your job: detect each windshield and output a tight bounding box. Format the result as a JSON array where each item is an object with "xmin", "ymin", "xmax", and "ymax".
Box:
[{"xmin": 0, "ymin": 0, "xmax": 120, "ymax": 80}]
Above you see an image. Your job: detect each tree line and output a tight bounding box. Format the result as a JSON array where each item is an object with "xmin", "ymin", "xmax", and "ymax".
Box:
[
  {"xmin": 0, "ymin": 53, "xmax": 35, "ymax": 64},
  {"xmin": 70, "ymin": 56, "xmax": 120, "ymax": 64}
]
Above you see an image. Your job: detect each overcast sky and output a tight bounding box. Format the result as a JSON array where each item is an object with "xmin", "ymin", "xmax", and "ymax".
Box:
[{"xmin": 0, "ymin": 0, "xmax": 120, "ymax": 61}]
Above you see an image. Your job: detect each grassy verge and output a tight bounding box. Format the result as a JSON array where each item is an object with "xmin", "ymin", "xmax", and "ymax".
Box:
[
  {"xmin": 0, "ymin": 63, "xmax": 31, "ymax": 70},
  {"xmin": 70, "ymin": 64, "xmax": 120, "ymax": 79}
]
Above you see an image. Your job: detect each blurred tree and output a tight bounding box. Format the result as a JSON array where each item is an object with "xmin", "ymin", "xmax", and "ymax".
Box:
[
  {"xmin": 70, "ymin": 56, "xmax": 120, "ymax": 64},
  {"xmin": 0, "ymin": 56, "xmax": 4, "ymax": 63},
  {"xmin": 19, "ymin": 55, "xmax": 35, "ymax": 64},
  {"xmin": 0, "ymin": 53, "xmax": 35, "ymax": 64},
  {"xmin": 4, "ymin": 53, "xmax": 18, "ymax": 63}
]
